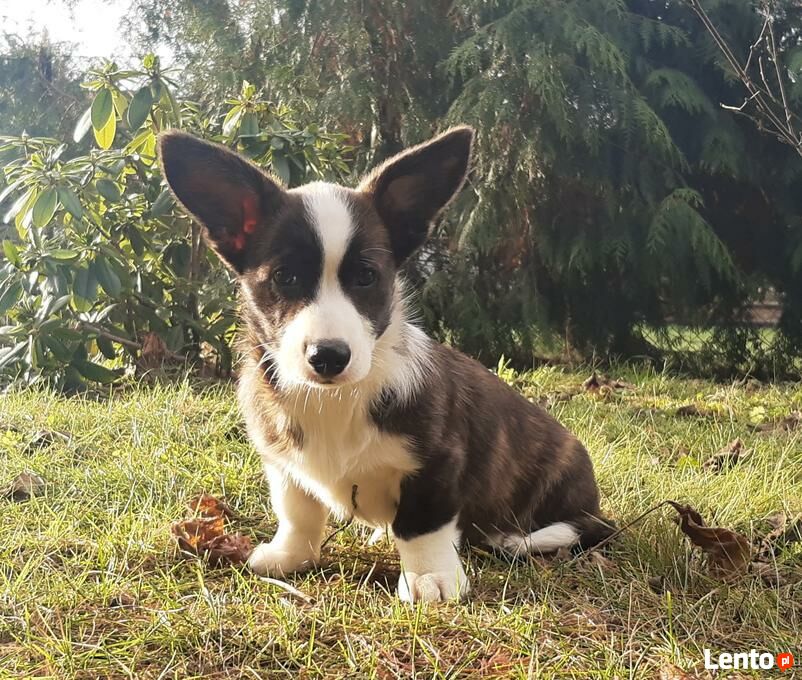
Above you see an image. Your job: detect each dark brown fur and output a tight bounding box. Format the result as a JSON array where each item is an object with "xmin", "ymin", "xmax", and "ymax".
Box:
[{"xmin": 372, "ymin": 343, "xmax": 610, "ymax": 547}]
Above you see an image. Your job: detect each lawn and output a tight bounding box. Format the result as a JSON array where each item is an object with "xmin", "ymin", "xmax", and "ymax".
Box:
[{"xmin": 1, "ymin": 366, "xmax": 800, "ymax": 678}]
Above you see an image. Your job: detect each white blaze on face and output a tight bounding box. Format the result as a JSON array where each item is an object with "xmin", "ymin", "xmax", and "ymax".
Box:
[{"xmin": 276, "ymin": 183, "xmax": 376, "ymax": 387}]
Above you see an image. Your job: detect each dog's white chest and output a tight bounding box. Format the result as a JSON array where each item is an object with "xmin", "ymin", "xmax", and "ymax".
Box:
[{"xmin": 262, "ymin": 392, "xmax": 418, "ymax": 526}]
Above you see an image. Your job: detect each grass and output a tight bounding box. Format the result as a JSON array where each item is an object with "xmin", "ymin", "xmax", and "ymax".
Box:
[{"xmin": 1, "ymin": 365, "xmax": 800, "ymax": 678}]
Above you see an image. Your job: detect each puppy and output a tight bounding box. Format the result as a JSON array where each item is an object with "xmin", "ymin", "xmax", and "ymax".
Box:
[{"xmin": 159, "ymin": 126, "xmax": 612, "ymax": 603}]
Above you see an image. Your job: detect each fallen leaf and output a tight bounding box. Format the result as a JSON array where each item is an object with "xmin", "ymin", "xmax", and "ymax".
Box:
[
  {"xmin": 702, "ymin": 438, "xmax": 750, "ymax": 472},
  {"xmin": 754, "ymin": 512, "xmax": 802, "ymax": 561},
  {"xmin": 172, "ymin": 493, "xmax": 253, "ymax": 566},
  {"xmin": 205, "ymin": 532, "xmax": 253, "ymax": 565},
  {"xmin": 751, "ymin": 411, "xmax": 801, "ymax": 433},
  {"xmin": 658, "ymin": 664, "xmax": 693, "ymax": 680},
  {"xmin": 173, "ymin": 516, "xmax": 224, "ymax": 550},
  {"xmin": 25, "ymin": 429, "xmax": 71, "ymax": 452},
  {"xmin": 188, "ymin": 493, "xmax": 235, "ymax": 519},
  {"xmin": 5, "ymin": 471, "xmax": 45, "ymax": 501},
  {"xmin": 675, "ymin": 404, "xmax": 715, "ymax": 418},
  {"xmin": 668, "ymin": 501, "xmax": 751, "ymax": 581},
  {"xmin": 751, "ymin": 561, "xmax": 781, "ymax": 587},
  {"xmin": 587, "ymin": 550, "xmax": 617, "ymax": 572},
  {"xmin": 582, "ymin": 372, "xmax": 635, "ymax": 392}
]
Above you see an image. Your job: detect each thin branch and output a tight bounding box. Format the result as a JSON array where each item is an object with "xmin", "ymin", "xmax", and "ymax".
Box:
[
  {"xmin": 766, "ymin": 8, "xmax": 793, "ymax": 133},
  {"xmin": 78, "ymin": 322, "xmax": 185, "ymax": 361},
  {"xmin": 686, "ymin": 0, "xmax": 802, "ymax": 156}
]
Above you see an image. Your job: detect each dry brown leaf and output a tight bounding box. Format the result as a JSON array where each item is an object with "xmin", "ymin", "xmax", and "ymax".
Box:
[
  {"xmin": 668, "ymin": 501, "xmax": 751, "ymax": 581},
  {"xmin": 751, "ymin": 411, "xmax": 801, "ymax": 433},
  {"xmin": 6, "ymin": 471, "xmax": 45, "ymax": 501},
  {"xmin": 172, "ymin": 516, "xmax": 224, "ymax": 550},
  {"xmin": 172, "ymin": 493, "xmax": 253, "ymax": 566},
  {"xmin": 658, "ymin": 664, "xmax": 694, "ymax": 680},
  {"xmin": 702, "ymin": 438, "xmax": 750, "ymax": 472},
  {"xmin": 751, "ymin": 561, "xmax": 781, "ymax": 587},
  {"xmin": 587, "ymin": 550, "xmax": 617, "ymax": 572},
  {"xmin": 675, "ymin": 404, "xmax": 715, "ymax": 418},
  {"xmin": 205, "ymin": 532, "xmax": 253, "ymax": 565},
  {"xmin": 582, "ymin": 372, "xmax": 635, "ymax": 392},
  {"xmin": 188, "ymin": 493, "xmax": 235, "ymax": 519},
  {"xmin": 754, "ymin": 512, "xmax": 802, "ymax": 561}
]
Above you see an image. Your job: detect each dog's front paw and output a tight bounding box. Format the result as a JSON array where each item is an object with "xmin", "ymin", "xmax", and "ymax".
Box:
[
  {"xmin": 397, "ymin": 570, "xmax": 470, "ymax": 603},
  {"xmin": 248, "ymin": 541, "xmax": 317, "ymax": 576}
]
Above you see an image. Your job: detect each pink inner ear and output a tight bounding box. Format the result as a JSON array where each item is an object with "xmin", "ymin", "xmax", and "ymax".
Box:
[{"xmin": 242, "ymin": 194, "xmax": 259, "ymax": 234}]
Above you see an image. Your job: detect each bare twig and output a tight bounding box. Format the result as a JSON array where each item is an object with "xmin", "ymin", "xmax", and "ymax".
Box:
[
  {"xmin": 568, "ymin": 501, "xmax": 674, "ymax": 563},
  {"xmin": 686, "ymin": 0, "xmax": 802, "ymax": 156},
  {"xmin": 767, "ymin": 16, "xmax": 793, "ymax": 132},
  {"xmin": 257, "ymin": 577, "xmax": 314, "ymax": 604}
]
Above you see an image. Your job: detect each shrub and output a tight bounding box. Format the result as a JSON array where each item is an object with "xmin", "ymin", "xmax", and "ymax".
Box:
[{"xmin": 0, "ymin": 55, "xmax": 350, "ymax": 388}]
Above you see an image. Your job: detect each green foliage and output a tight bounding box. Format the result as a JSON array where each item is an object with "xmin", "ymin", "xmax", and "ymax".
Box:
[
  {"xmin": 5, "ymin": 1, "xmax": 802, "ymax": 382},
  {"xmin": 435, "ymin": 0, "xmax": 802, "ymax": 366},
  {"xmin": 115, "ymin": 0, "xmax": 802, "ymax": 375},
  {"xmin": 0, "ymin": 55, "xmax": 350, "ymax": 388}
]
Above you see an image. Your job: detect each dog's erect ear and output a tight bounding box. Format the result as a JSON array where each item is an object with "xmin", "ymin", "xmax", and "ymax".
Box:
[
  {"xmin": 158, "ymin": 131, "xmax": 284, "ymax": 273},
  {"xmin": 359, "ymin": 126, "xmax": 473, "ymax": 264}
]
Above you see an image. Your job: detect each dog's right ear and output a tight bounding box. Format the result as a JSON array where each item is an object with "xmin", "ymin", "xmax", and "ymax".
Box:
[{"xmin": 158, "ymin": 131, "xmax": 284, "ymax": 273}]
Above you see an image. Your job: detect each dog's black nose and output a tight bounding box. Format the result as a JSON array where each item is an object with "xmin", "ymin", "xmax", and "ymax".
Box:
[{"xmin": 306, "ymin": 340, "xmax": 351, "ymax": 377}]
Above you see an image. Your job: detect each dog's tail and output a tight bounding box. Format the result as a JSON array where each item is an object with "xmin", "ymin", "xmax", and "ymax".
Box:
[
  {"xmin": 573, "ymin": 514, "xmax": 617, "ymax": 552},
  {"xmin": 498, "ymin": 515, "xmax": 616, "ymax": 556}
]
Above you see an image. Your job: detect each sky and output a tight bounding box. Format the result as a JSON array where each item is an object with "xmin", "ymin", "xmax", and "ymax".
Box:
[{"xmin": 1, "ymin": 0, "xmax": 129, "ymax": 58}]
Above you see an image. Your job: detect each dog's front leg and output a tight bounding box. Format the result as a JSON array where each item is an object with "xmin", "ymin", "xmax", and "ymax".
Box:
[
  {"xmin": 392, "ymin": 477, "xmax": 469, "ymax": 603},
  {"xmin": 248, "ymin": 465, "xmax": 328, "ymax": 576}
]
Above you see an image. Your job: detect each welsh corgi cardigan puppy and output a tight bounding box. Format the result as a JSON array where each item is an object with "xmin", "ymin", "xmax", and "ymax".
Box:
[{"xmin": 159, "ymin": 127, "xmax": 612, "ymax": 603}]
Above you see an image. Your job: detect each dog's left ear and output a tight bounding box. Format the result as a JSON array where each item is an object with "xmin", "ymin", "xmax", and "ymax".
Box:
[{"xmin": 359, "ymin": 126, "xmax": 474, "ymax": 264}]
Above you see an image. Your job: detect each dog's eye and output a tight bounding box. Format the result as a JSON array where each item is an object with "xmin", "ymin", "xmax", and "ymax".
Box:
[
  {"xmin": 355, "ymin": 265, "xmax": 378, "ymax": 287},
  {"xmin": 272, "ymin": 267, "xmax": 298, "ymax": 288}
]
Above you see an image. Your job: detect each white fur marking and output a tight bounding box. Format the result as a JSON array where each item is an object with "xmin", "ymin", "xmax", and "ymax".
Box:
[
  {"xmin": 272, "ymin": 183, "xmax": 376, "ymax": 386},
  {"xmin": 395, "ymin": 518, "xmax": 469, "ymax": 603},
  {"xmin": 499, "ymin": 522, "xmax": 579, "ymax": 556},
  {"xmin": 301, "ymin": 182, "xmax": 353, "ymax": 270},
  {"xmin": 248, "ymin": 466, "xmax": 328, "ymax": 576}
]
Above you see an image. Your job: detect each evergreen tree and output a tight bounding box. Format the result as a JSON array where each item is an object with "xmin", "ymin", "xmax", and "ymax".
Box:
[
  {"xmin": 0, "ymin": 34, "xmax": 84, "ymax": 138},
  {"xmin": 118, "ymin": 0, "xmax": 802, "ymax": 370}
]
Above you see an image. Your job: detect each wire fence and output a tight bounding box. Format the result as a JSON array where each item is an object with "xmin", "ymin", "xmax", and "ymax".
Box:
[{"xmin": 638, "ymin": 299, "xmax": 802, "ymax": 380}]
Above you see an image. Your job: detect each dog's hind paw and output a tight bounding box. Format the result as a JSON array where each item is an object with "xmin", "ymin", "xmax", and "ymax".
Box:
[
  {"xmin": 247, "ymin": 541, "xmax": 317, "ymax": 576},
  {"xmin": 397, "ymin": 570, "xmax": 470, "ymax": 603}
]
